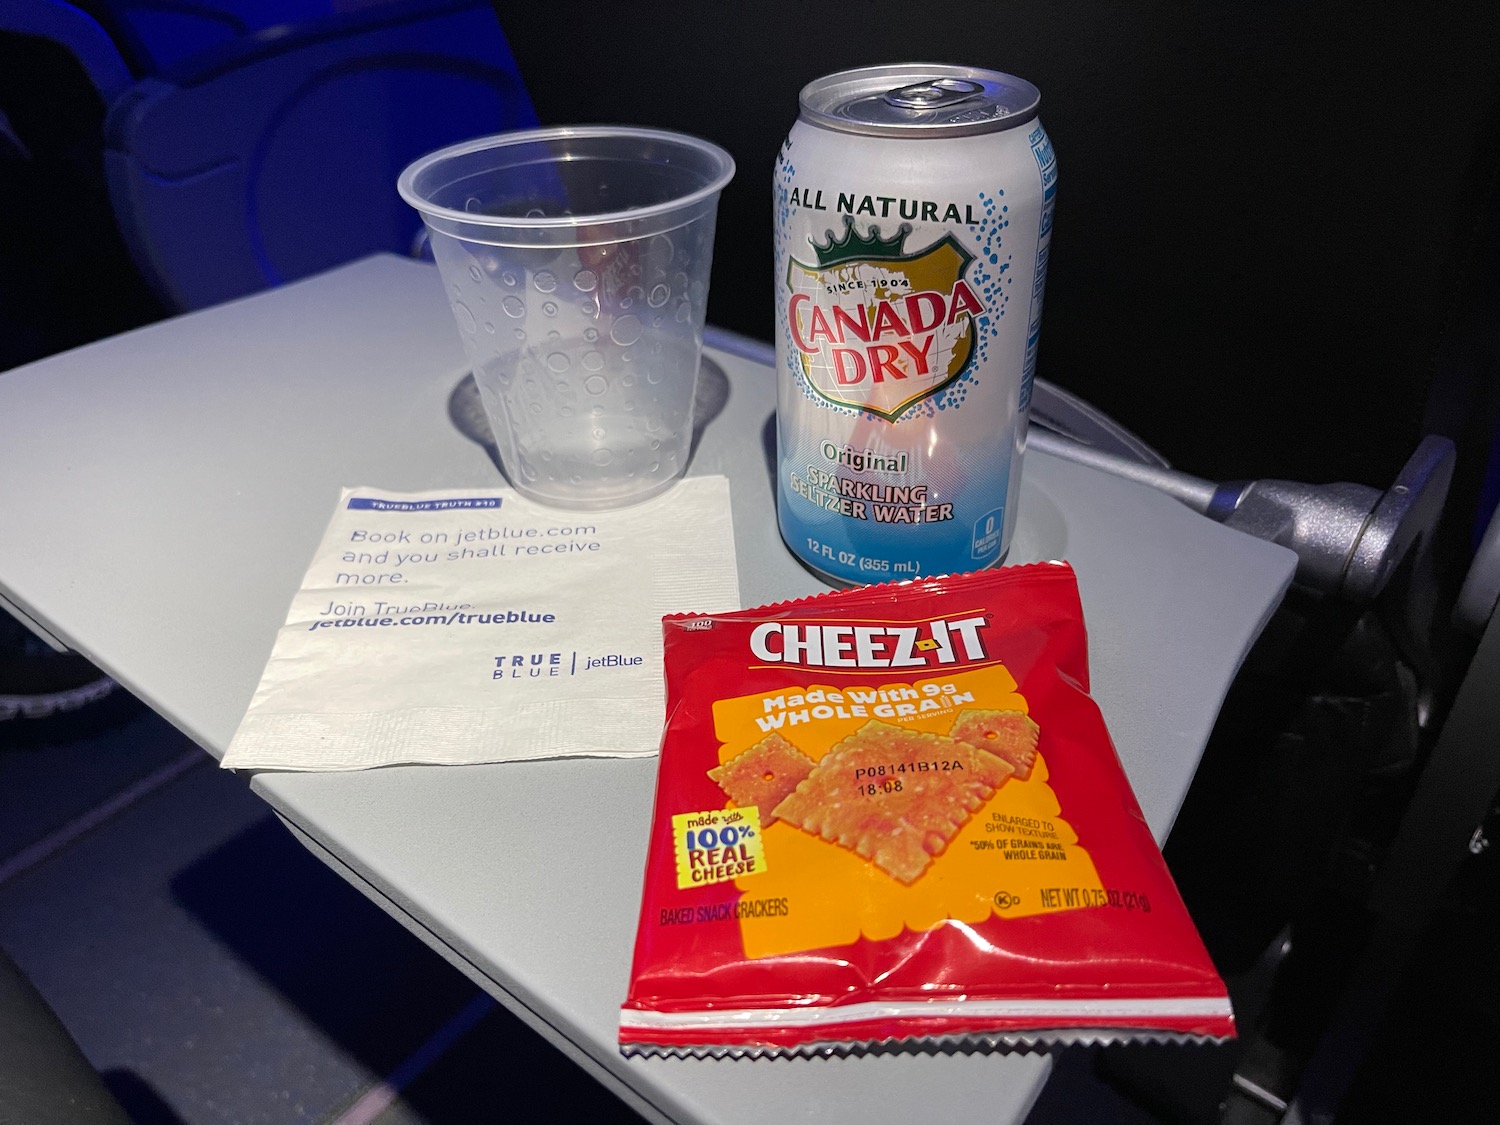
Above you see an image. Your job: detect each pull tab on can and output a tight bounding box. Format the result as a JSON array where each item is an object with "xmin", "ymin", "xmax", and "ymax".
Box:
[{"xmin": 883, "ymin": 77, "xmax": 985, "ymax": 110}]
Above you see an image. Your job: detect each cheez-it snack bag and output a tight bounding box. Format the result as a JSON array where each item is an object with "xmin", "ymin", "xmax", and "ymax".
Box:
[{"xmin": 620, "ymin": 562, "xmax": 1234, "ymax": 1056}]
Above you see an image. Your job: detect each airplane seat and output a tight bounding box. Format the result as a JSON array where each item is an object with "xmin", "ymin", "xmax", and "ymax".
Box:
[{"xmin": 2, "ymin": 0, "xmax": 538, "ymax": 313}]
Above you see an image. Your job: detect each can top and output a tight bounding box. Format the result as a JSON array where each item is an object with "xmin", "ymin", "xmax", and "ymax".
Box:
[{"xmin": 799, "ymin": 63, "xmax": 1040, "ymax": 139}]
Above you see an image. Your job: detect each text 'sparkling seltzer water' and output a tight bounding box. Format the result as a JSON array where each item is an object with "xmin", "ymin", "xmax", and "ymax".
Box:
[{"xmin": 774, "ymin": 64, "xmax": 1056, "ymax": 585}]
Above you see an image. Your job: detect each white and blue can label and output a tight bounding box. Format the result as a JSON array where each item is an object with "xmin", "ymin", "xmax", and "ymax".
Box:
[{"xmin": 774, "ymin": 64, "xmax": 1055, "ymax": 585}]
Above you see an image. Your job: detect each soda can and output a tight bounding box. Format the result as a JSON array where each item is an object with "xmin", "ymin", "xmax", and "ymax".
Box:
[{"xmin": 773, "ymin": 63, "xmax": 1057, "ymax": 585}]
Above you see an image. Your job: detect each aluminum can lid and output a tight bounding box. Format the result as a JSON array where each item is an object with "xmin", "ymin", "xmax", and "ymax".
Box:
[{"xmin": 799, "ymin": 63, "xmax": 1040, "ymax": 138}]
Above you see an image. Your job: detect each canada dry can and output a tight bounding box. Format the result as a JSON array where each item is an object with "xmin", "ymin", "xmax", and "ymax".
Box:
[{"xmin": 774, "ymin": 63, "xmax": 1056, "ymax": 585}]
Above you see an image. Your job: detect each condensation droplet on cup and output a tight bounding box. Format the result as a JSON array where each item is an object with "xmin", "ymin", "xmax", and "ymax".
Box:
[
  {"xmin": 591, "ymin": 405, "xmax": 604, "ymax": 417},
  {"xmin": 592, "ymin": 427, "xmax": 607, "ymax": 440},
  {"xmin": 574, "ymin": 269, "xmax": 598, "ymax": 292},
  {"xmin": 580, "ymin": 298, "xmax": 598, "ymax": 317},
  {"xmin": 676, "ymin": 302, "xmax": 693, "ymax": 323},
  {"xmin": 646, "ymin": 368, "xmax": 663, "ymax": 385},
  {"xmin": 546, "ymin": 352, "xmax": 570, "ymax": 373},
  {"xmin": 465, "ymin": 197, "xmax": 482, "ymax": 213},
  {"xmin": 585, "ymin": 375, "xmax": 608, "ymax": 396},
  {"xmin": 652, "ymin": 316, "xmax": 663, "ymax": 328},
  {"xmin": 455, "ymin": 302, "xmax": 476, "ymax": 333},
  {"xmin": 503, "ymin": 272, "xmax": 517, "ymax": 287},
  {"xmin": 592, "ymin": 449, "xmax": 614, "ymax": 466},
  {"xmin": 484, "ymin": 322, "xmax": 495, "ymax": 334},
  {"xmin": 502, "ymin": 296, "xmax": 525, "ymax": 318},
  {"xmin": 582, "ymin": 350, "xmax": 604, "ymax": 372},
  {"xmin": 610, "ymin": 314, "xmax": 642, "ymax": 346},
  {"xmin": 514, "ymin": 328, "xmax": 526, "ymax": 341},
  {"xmin": 468, "ymin": 264, "xmax": 483, "ymax": 282},
  {"xmin": 520, "ymin": 460, "xmax": 538, "ymax": 480},
  {"xmin": 543, "ymin": 302, "xmax": 558, "ymax": 317},
  {"xmin": 584, "ymin": 328, "xmax": 599, "ymax": 343},
  {"xmin": 534, "ymin": 271, "xmax": 557, "ymax": 293},
  {"xmin": 622, "ymin": 374, "xmax": 636, "ymax": 388},
  {"xmin": 648, "ymin": 284, "xmax": 670, "ymax": 308}
]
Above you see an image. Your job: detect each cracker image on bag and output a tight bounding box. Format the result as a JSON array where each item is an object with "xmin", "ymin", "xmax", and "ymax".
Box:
[
  {"xmin": 706, "ymin": 732, "xmax": 815, "ymax": 826},
  {"xmin": 772, "ymin": 720, "xmax": 1014, "ymax": 884},
  {"xmin": 949, "ymin": 708, "xmax": 1041, "ymax": 780}
]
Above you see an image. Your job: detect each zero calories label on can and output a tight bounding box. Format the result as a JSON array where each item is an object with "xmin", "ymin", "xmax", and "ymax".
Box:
[{"xmin": 773, "ymin": 64, "xmax": 1056, "ymax": 585}]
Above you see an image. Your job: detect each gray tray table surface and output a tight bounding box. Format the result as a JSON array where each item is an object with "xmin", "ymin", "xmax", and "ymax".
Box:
[{"xmin": 0, "ymin": 254, "xmax": 1295, "ymax": 1125}]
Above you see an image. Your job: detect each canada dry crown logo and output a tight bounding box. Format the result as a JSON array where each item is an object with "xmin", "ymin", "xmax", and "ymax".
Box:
[{"xmin": 786, "ymin": 216, "xmax": 982, "ymax": 420}]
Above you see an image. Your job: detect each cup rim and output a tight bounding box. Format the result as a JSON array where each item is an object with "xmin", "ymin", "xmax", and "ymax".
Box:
[{"xmin": 397, "ymin": 125, "xmax": 736, "ymax": 230}]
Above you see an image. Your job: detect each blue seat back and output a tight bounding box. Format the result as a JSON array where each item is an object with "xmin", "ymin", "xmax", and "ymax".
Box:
[{"xmin": 6, "ymin": 0, "xmax": 537, "ymax": 311}]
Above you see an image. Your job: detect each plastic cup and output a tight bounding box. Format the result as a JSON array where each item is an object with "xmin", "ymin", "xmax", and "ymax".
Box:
[{"xmin": 398, "ymin": 126, "xmax": 735, "ymax": 510}]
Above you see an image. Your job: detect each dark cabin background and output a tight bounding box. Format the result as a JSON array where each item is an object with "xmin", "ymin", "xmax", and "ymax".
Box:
[{"xmin": 499, "ymin": 0, "xmax": 1500, "ymax": 531}]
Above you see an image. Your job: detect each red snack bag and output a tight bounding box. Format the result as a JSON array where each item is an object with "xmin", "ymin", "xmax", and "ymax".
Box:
[{"xmin": 620, "ymin": 562, "xmax": 1234, "ymax": 1056}]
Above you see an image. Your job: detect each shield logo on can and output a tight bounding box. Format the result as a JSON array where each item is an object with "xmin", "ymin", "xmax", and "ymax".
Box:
[{"xmin": 785, "ymin": 218, "xmax": 981, "ymax": 421}]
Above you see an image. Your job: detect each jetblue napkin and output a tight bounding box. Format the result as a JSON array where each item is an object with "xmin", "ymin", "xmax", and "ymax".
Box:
[{"xmin": 222, "ymin": 476, "xmax": 739, "ymax": 770}]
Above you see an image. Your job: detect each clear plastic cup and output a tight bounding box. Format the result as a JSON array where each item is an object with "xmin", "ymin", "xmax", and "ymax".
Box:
[{"xmin": 398, "ymin": 126, "xmax": 735, "ymax": 510}]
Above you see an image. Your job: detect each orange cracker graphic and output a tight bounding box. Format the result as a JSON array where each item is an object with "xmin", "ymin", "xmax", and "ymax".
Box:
[
  {"xmin": 707, "ymin": 733, "xmax": 816, "ymax": 826},
  {"xmin": 949, "ymin": 709, "xmax": 1040, "ymax": 781},
  {"xmin": 772, "ymin": 720, "xmax": 1014, "ymax": 884}
]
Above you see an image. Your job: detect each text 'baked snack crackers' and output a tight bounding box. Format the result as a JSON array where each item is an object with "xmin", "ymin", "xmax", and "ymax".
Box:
[{"xmin": 621, "ymin": 562, "xmax": 1234, "ymax": 1057}]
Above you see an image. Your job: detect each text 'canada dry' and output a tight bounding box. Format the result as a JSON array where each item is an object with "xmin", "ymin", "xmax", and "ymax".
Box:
[{"xmin": 774, "ymin": 64, "xmax": 1057, "ymax": 585}]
